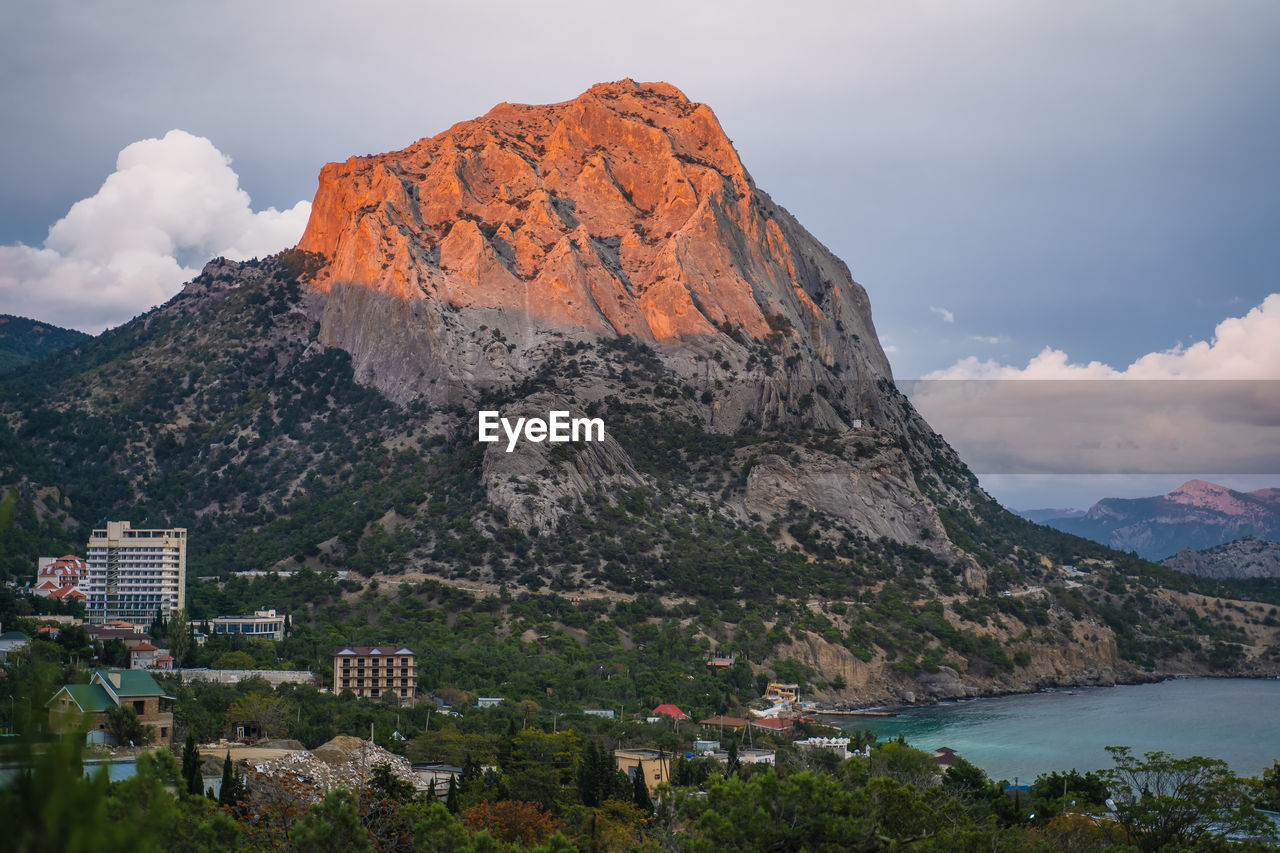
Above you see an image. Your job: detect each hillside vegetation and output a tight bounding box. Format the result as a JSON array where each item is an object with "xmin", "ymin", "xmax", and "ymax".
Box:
[{"xmin": 1, "ymin": 253, "xmax": 1278, "ymax": 706}]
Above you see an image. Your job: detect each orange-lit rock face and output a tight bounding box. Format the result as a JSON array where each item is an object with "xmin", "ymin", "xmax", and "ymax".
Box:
[
  {"xmin": 296, "ymin": 80, "xmax": 892, "ymax": 415},
  {"xmin": 300, "ymin": 81, "xmax": 881, "ymax": 350}
]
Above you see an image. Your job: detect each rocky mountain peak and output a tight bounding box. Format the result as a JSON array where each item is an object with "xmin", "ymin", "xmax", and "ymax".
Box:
[{"xmin": 294, "ymin": 81, "xmax": 890, "ymax": 414}]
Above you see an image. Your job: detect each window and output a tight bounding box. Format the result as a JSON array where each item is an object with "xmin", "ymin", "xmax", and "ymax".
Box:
[{"xmin": 133, "ymin": 700, "xmax": 145, "ymax": 714}]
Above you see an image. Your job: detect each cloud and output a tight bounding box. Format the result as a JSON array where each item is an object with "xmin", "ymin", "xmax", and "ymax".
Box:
[
  {"xmin": 0, "ymin": 130, "xmax": 309, "ymax": 333},
  {"xmin": 926, "ymin": 294, "xmax": 1280, "ymax": 381},
  {"xmin": 967, "ymin": 335, "xmax": 1007, "ymax": 345},
  {"xmin": 906, "ymin": 296, "xmax": 1280, "ymax": 481},
  {"xmin": 929, "ymin": 306, "xmax": 954, "ymax": 324}
]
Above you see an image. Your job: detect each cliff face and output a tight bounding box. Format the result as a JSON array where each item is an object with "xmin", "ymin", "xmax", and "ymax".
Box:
[
  {"xmin": 287, "ymin": 80, "xmax": 983, "ymax": 555},
  {"xmin": 296, "ymin": 80, "xmax": 889, "ymax": 425}
]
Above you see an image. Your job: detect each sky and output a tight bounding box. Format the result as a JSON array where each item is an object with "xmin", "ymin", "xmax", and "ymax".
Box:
[{"xmin": 2, "ymin": 1, "xmax": 1278, "ymax": 508}]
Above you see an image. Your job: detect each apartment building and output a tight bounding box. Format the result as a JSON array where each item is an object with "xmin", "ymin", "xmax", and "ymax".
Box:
[
  {"xmin": 332, "ymin": 646, "xmax": 416, "ymax": 702},
  {"xmin": 83, "ymin": 522, "xmax": 187, "ymax": 625}
]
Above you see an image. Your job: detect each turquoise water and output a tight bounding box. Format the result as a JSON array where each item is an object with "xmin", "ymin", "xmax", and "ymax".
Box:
[
  {"xmin": 842, "ymin": 677, "xmax": 1280, "ymax": 782},
  {"xmin": 0, "ymin": 757, "xmax": 137, "ymax": 784},
  {"xmin": 84, "ymin": 759, "xmax": 138, "ymax": 781}
]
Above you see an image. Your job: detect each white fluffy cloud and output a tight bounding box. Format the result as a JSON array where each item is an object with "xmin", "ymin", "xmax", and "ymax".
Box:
[
  {"xmin": 909, "ymin": 295, "xmax": 1280, "ymax": 480},
  {"xmin": 927, "ymin": 294, "xmax": 1280, "ymax": 380},
  {"xmin": 0, "ymin": 130, "xmax": 309, "ymax": 333},
  {"xmin": 929, "ymin": 305, "xmax": 955, "ymax": 324}
]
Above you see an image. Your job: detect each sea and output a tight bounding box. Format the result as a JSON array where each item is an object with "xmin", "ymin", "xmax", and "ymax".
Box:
[{"xmin": 838, "ymin": 677, "xmax": 1280, "ymax": 782}]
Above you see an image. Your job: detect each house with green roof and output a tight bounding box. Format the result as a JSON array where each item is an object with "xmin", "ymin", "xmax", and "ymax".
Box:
[
  {"xmin": 48, "ymin": 668, "xmax": 174, "ymax": 746},
  {"xmin": 0, "ymin": 629, "xmax": 29, "ymax": 663}
]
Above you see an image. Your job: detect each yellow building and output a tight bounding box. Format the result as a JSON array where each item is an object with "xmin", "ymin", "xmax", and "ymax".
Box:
[
  {"xmin": 614, "ymin": 748, "xmax": 673, "ymax": 787},
  {"xmin": 332, "ymin": 645, "xmax": 416, "ymax": 702}
]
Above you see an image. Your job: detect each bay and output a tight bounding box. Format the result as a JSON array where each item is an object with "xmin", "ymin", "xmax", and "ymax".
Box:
[{"xmin": 841, "ymin": 677, "xmax": 1280, "ymax": 782}]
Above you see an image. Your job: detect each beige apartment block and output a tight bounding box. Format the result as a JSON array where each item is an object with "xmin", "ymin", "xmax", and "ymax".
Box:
[
  {"xmin": 84, "ymin": 522, "xmax": 186, "ymax": 625},
  {"xmin": 332, "ymin": 646, "xmax": 416, "ymax": 702}
]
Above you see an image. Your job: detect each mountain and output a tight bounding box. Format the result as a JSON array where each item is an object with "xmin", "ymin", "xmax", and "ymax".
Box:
[
  {"xmin": 0, "ymin": 314, "xmax": 89, "ymax": 374},
  {"xmin": 293, "ymin": 78, "xmax": 961, "ymax": 546},
  {"xmin": 1047, "ymin": 479, "xmax": 1280, "ymax": 559},
  {"xmin": 1163, "ymin": 536, "xmax": 1280, "ymax": 580},
  {"xmin": 2, "ymin": 82, "xmax": 1277, "ymax": 703},
  {"xmin": 1014, "ymin": 508, "xmax": 1085, "ymax": 524}
]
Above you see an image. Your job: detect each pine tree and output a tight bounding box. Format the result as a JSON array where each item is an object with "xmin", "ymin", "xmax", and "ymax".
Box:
[
  {"xmin": 577, "ymin": 741, "xmax": 603, "ymax": 807},
  {"xmin": 181, "ymin": 732, "xmax": 202, "ymax": 796},
  {"xmin": 426, "ymin": 778, "xmax": 437, "ymax": 800},
  {"xmin": 218, "ymin": 751, "xmax": 238, "ymax": 807},
  {"xmin": 726, "ymin": 736, "xmax": 741, "ymax": 778},
  {"xmin": 445, "ymin": 774, "xmax": 460, "ymax": 814},
  {"xmin": 632, "ymin": 766, "xmax": 650, "ymax": 813}
]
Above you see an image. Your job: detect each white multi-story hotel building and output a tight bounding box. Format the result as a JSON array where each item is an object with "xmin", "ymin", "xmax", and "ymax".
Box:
[{"xmin": 84, "ymin": 522, "xmax": 187, "ymax": 625}]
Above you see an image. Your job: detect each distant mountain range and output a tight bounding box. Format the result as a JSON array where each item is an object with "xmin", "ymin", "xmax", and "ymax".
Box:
[
  {"xmin": 1162, "ymin": 536, "xmax": 1280, "ymax": 580},
  {"xmin": 0, "ymin": 314, "xmax": 89, "ymax": 374},
  {"xmin": 1018, "ymin": 480, "xmax": 1280, "ymax": 560},
  {"xmin": 1015, "ymin": 507, "xmax": 1086, "ymax": 525}
]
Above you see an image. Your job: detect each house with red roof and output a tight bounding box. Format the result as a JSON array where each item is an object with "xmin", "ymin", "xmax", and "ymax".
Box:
[
  {"xmin": 32, "ymin": 555, "xmax": 88, "ymax": 601},
  {"xmin": 934, "ymin": 746, "xmax": 959, "ymax": 767},
  {"xmin": 651, "ymin": 703, "xmax": 688, "ymax": 720},
  {"xmin": 750, "ymin": 716, "xmax": 798, "ymax": 735},
  {"xmin": 700, "ymin": 714, "xmax": 749, "ymax": 729},
  {"xmin": 130, "ymin": 643, "xmax": 159, "ymax": 670}
]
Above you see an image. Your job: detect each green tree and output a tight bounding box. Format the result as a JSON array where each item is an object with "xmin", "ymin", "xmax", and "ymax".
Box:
[
  {"xmin": 0, "ymin": 733, "xmax": 129, "ymax": 853},
  {"xmin": 632, "ymin": 767, "xmax": 650, "ymax": 813},
  {"xmin": 211, "ymin": 650, "xmax": 256, "ymax": 670},
  {"xmin": 166, "ymin": 609, "xmax": 192, "ymax": 667},
  {"xmin": 181, "ymin": 732, "xmax": 203, "ymax": 796},
  {"xmin": 293, "ymin": 786, "xmax": 372, "ymax": 853},
  {"xmin": 369, "ymin": 762, "xmax": 415, "ymax": 802},
  {"xmin": 218, "ymin": 752, "xmax": 240, "ymax": 807},
  {"xmin": 1255, "ymin": 759, "xmax": 1280, "ymax": 811},
  {"xmin": 104, "ymin": 705, "xmax": 152, "ymax": 746},
  {"xmin": 725, "ymin": 737, "xmax": 740, "ymax": 778},
  {"xmin": 1103, "ymin": 745, "xmax": 1269, "ymax": 852},
  {"xmin": 675, "ymin": 767, "xmax": 982, "ymax": 852},
  {"xmin": 943, "ymin": 756, "xmax": 990, "ymax": 800},
  {"xmin": 224, "ymin": 691, "xmax": 290, "ymax": 740},
  {"xmin": 445, "ymin": 774, "xmax": 460, "ymax": 814}
]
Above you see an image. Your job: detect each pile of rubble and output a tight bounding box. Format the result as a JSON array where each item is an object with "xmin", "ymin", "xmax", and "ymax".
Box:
[{"xmin": 248, "ymin": 735, "xmax": 419, "ymax": 801}]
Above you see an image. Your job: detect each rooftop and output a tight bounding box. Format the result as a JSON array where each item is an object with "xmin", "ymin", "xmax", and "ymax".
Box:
[
  {"xmin": 50, "ymin": 683, "xmax": 114, "ymax": 713},
  {"xmin": 91, "ymin": 668, "xmax": 171, "ymax": 699},
  {"xmin": 332, "ymin": 646, "xmax": 415, "ymax": 657}
]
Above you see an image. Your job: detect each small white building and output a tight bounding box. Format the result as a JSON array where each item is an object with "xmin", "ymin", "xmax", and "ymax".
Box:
[
  {"xmin": 710, "ymin": 747, "xmax": 776, "ymax": 766},
  {"xmin": 412, "ymin": 763, "xmax": 463, "ymax": 791},
  {"xmin": 795, "ymin": 736, "xmax": 852, "ymax": 760}
]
